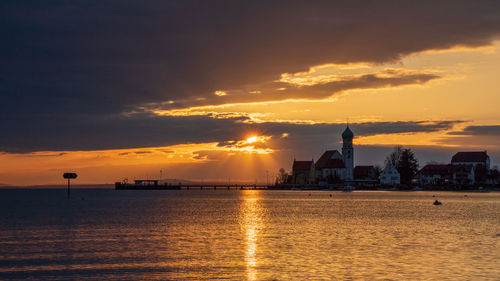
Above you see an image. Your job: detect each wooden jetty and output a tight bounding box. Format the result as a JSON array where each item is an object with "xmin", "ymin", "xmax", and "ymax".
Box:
[{"xmin": 115, "ymin": 179, "xmax": 270, "ymax": 190}]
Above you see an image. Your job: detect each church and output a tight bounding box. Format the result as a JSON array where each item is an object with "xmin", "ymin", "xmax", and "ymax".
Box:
[{"xmin": 292, "ymin": 125, "xmax": 354, "ymax": 184}]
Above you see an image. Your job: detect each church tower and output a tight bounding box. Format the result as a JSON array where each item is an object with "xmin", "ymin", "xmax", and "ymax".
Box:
[{"xmin": 342, "ymin": 125, "xmax": 354, "ymax": 181}]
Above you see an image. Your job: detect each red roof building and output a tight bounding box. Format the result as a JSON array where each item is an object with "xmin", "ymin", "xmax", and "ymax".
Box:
[
  {"xmin": 293, "ymin": 160, "xmax": 314, "ymax": 171},
  {"xmin": 419, "ymin": 164, "xmax": 474, "ymax": 185},
  {"xmin": 316, "ymin": 150, "xmax": 345, "ymax": 169},
  {"xmin": 292, "ymin": 160, "xmax": 315, "ymax": 184},
  {"xmin": 315, "ymin": 150, "xmax": 346, "ymax": 183},
  {"xmin": 451, "ymin": 151, "xmax": 490, "ymax": 169},
  {"xmin": 354, "ymin": 165, "xmax": 377, "ymax": 180}
]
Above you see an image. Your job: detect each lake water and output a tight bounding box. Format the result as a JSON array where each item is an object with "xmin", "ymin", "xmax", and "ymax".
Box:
[{"xmin": 0, "ymin": 189, "xmax": 498, "ymax": 280}]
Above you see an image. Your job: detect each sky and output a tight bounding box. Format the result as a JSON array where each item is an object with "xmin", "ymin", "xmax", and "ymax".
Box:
[{"xmin": 2, "ymin": 1, "xmax": 500, "ymax": 185}]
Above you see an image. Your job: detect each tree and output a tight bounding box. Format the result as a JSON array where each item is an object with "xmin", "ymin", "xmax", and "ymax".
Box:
[
  {"xmin": 491, "ymin": 166, "xmax": 500, "ymax": 179},
  {"xmin": 373, "ymin": 165, "xmax": 382, "ymax": 179},
  {"xmin": 474, "ymin": 164, "xmax": 488, "ymax": 184},
  {"xmin": 386, "ymin": 145, "xmax": 403, "ymax": 169},
  {"xmin": 385, "ymin": 146, "xmax": 419, "ymax": 185},
  {"xmin": 484, "ymin": 166, "xmax": 499, "ymax": 186},
  {"xmin": 275, "ymin": 168, "xmax": 289, "ymax": 184},
  {"xmin": 397, "ymin": 149, "xmax": 419, "ymax": 185},
  {"xmin": 490, "ymin": 167, "xmax": 500, "ymax": 185}
]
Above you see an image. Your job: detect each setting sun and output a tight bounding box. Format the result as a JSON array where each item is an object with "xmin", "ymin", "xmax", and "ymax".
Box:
[{"xmin": 246, "ymin": 136, "xmax": 259, "ymax": 144}]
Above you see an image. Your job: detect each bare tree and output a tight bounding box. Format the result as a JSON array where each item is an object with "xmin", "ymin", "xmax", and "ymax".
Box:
[
  {"xmin": 385, "ymin": 145, "xmax": 403, "ymax": 169},
  {"xmin": 275, "ymin": 168, "xmax": 289, "ymax": 184}
]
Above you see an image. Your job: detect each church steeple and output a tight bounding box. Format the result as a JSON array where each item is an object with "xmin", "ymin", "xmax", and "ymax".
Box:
[
  {"xmin": 342, "ymin": 124, "xmax": 354, "ymax": 140},
  {"xmin": 342, "ymin": 124, "xmax": 354, "ymax": 181}
]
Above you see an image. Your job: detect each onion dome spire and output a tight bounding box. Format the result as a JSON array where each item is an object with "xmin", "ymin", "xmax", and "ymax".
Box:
[{"xmin": 342, "ymin": 124, "xmax": 354, "ymax": 139}]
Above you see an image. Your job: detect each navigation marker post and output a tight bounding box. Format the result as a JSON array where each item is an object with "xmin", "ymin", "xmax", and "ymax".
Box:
[{"xmin": 63, "ymin": 173, "xmax": 77, "ymax": 199}]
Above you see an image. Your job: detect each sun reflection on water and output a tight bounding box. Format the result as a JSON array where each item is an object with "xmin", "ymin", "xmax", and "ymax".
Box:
[{"xmin": 239, "ymin": 191, "xmax": 263, "ymax": 281}]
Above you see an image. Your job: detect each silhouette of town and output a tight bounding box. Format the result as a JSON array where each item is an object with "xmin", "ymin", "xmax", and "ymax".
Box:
[{"xmin": 280, "ymin": 125, "xmax": 499, "ymax": 190}]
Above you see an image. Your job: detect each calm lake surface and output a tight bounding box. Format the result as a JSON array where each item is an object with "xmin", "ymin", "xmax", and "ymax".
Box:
[{"xmin": 0, "ymin": 189, "xmax": 498, "ymax": 280}]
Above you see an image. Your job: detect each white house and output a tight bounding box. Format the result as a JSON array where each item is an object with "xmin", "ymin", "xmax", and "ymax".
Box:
[{"xmin": 380, "ymin": 162, "xmax": 400, "ymax": 185}]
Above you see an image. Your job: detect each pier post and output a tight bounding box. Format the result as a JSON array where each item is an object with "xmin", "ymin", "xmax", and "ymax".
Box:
[{"xmin": 67, "ymin": 178, "xmax": 70, "ymax": 199}]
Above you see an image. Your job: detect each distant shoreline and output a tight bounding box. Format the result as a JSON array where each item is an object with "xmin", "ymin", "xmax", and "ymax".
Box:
[
  {"xmin": 0, "ymin": 185, "xmax": 498, "ymax": 192},
  {"xmin": 0, "ymin": 184, "xmax": 115, "ymax": 189}
]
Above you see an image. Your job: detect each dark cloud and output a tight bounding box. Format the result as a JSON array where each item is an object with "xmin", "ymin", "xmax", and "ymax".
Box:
[
  {"xmin": 261, "ymin": 120, "xmax": 465, "ymax": 160},
  {"xmin": 433, "ymin": 125, "xmax": 500, "ymax": 148},
  {"xmin": 2, "ymin": 1, "xmax": 499, "ymax": 149},
  {"xmin": 0, "ymin": 111, "xmax": 463, "ymax": 153},
  {"xmin": 192, "ymin": 151, "xmax": 227, "ymax": 161},
  {"xmin": 448, "ymin": 125, "xmax": 500, "ymax": 136},
  {"xmin": 133, "ymin": 151, "xmax": 152, "ymax": 155},
  {"xmin": 154, "ymin": 70, "xmax": 440, "ymax": 108}
]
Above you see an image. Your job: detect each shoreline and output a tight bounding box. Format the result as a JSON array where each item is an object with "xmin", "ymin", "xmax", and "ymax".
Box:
[{"xmin": 0, "ymin": 186, "xmax": 498, "ymax": 192}]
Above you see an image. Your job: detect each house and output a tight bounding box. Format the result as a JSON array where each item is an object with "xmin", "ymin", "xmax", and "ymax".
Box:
[
  {"xmin": 418, "ymin": 164, "xmax": 454, "ymax": 185},
  {"xmin": 418, "ymin": 164, "xmax": 474, "ymax": 186},
  {"xmin": 453, "ymin": 164, "xmax": 475, "ymax": 185},
  {"xmin": 380, "ymin": 162, "xmax": 400, "ymax": 185},
  {"xmin": 451, "ymin": 151, "xmax": 490, "ymax": 170},
  {"xmin": 315, "ymin": 150, "xmax": 346, "ymax": 183},
  {"xmin": 292, "ymin": 160, "xmax": 315, "ymax": 184},
  {"xmin": 353, "ymin": 165, "xmax": 379, "ymax": 187},
  {"xmin": 354, "ymin": 165, "xmax": 377, "ymax": 180}
]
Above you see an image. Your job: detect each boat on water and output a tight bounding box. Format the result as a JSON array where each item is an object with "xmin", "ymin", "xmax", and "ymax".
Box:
[
  {"xmin": 115, "ymin": 179, "xmax": 181, "ymax": 190},
  {"xmin": 433, "ymin": 200, "xmax": 442, "ymax": 205}
]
